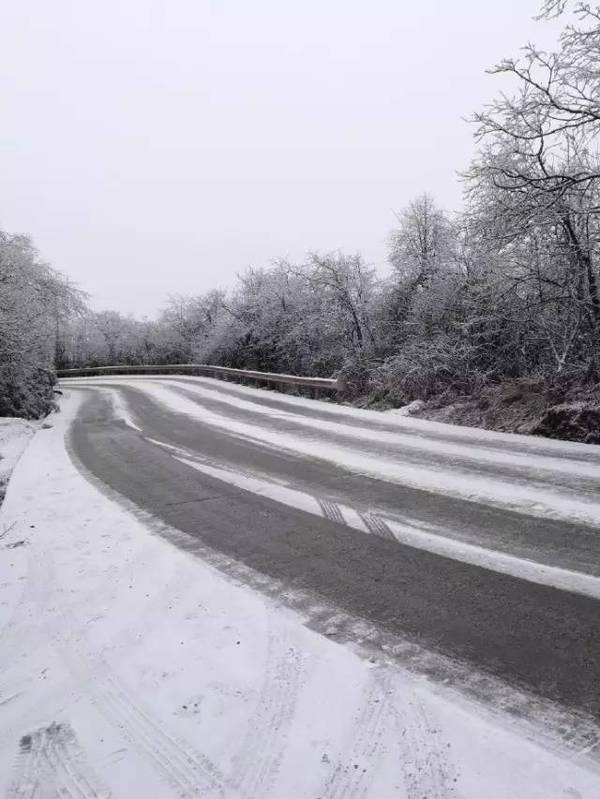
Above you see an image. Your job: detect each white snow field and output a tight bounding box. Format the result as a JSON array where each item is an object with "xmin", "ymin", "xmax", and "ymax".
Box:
[{"xmin": 1, "ymin": 392, "xmax": 600, "ymax": 798}]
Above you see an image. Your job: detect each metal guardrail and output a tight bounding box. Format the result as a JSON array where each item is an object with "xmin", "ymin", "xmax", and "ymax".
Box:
[{"xmin": 56, "ymin": 363, "xmax": 344, "ymax": 393}]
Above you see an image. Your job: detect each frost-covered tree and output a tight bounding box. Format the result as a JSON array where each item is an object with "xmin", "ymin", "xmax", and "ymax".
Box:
[
  {"xmin": 0, "ymin": 231, "xmax": 83, "ymax": 417},
  {"xmin": 464, "ymin": 0, "xmax": 600, "ymax": 372},
  {"xmin": 388, "ymin": 194, "xmax": 454, "ymax": 286}
]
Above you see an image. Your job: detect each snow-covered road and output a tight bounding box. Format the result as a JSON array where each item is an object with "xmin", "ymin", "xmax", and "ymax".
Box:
[{"xmin": 2, "ymin": 380, "xmax": 600, "ymax": 797}]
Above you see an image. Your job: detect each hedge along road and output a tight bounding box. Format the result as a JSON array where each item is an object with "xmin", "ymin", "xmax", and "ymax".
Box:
[{"xmin": 62, "ymin": 375, "xmax": 600, "ymax": 736}]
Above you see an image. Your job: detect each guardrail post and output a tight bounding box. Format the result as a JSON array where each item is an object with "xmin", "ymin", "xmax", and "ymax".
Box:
[{"xmin": 335, "ymin": 375, "xmax": 347, "ymax": 395}]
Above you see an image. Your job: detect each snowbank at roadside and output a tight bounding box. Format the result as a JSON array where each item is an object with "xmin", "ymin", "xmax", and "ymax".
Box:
[
  {"xmin": 385, "ymin": 399, "xmax": 426, "ymax": 417},
  {"xmin": 0, "ymin": 417, "xmax": 37, "ymax": 504},
  {"xmin": 1, "ymin": 393, "xmax": 599, "ymax": 798}
]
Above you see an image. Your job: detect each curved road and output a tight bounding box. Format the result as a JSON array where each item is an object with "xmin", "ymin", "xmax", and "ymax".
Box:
[{"xmin": 62, "ymin": 375, "xmax": 600, "ymax": 733}]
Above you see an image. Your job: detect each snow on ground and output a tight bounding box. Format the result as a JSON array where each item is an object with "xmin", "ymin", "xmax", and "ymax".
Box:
[
  {"xmin": 385, "ymin": 400, "xmax": 425, "ymax": 417},
  {"xmin": 0, "ymin": 393, "xmax": 599, "ymax": 797},
  {"xmin": 0, "ymin": 417, "xmax": 37, "ymax": 506}
]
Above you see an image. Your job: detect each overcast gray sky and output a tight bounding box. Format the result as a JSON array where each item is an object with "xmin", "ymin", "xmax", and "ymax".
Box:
[{"xmin": 1, "ymin": 1, "xmax": 562, "ymax": 316}]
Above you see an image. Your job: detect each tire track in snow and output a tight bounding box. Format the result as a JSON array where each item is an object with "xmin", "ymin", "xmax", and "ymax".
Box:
[
  {"xmin": 321, "ymin": 670, "xmax": 394, "ymax": 799},
  {"xmin": 231, "ymin": 618, "xmax": 304, "ymax": 798},
  {"xmin": 27, "ymin": 541, "xmax": 234, "ymax": 799},
  {"xmin": 359, "ymin": 513, "xmax": 396, "ymax": 542},
  {"xmin": 320, "ymin": 670, "xmax": 458, "ymax": 799},
  {"xmin": 167, "ymin": 448, "xmax": 600, "ymax": 602},
  {"xmin": 6, "ymin": 726, "xmax": 47, "ymax": 799},
  {"xmin": 88, "ymin": 672, "xmax": 227, "ymax": 798},
  {"xmin": 0, "ymin": 545, "xmax": 42, "ymax": 661},
  {"xmin": 392, "ymin": 696, "xmax": 458, "ymax": 799},
  {"xmin": 0, "ymin": 521, "xmax": 201, "ymax": 755},
  {"xmin": 318, "ymin": 499, "xmax": 345, "ymax": 526},
  {"xmin": 6, "ymin": 721, "xmax": 110, "ymax": 799}
]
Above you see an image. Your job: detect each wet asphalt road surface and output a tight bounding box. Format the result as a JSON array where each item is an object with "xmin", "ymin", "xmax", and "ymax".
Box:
[{"xmin": 66, "ymin": 383, "xmax": 600, "ymax": 723}]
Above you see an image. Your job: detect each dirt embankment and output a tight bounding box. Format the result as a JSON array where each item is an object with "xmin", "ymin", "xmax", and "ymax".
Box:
[{"xmin": 409, "ymin": 379, "xmax": 600, "ymax": 444}]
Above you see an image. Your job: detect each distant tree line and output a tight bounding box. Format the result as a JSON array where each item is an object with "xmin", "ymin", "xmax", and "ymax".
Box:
[{"xmin": 2, "ymin": 0, "xmax": 599, "ymax": 418}]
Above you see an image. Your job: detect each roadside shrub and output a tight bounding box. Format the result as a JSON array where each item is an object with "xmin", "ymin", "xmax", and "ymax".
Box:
[
  {"xmin": 336, "ymin": 357, "xmax": 376, "ymax": 398},
  {"xmin": 0, "ymin": 365, "xmax": 56, "ymax": 419},
  {"xmin": 370, "ymin": 337, "xmax": 490, "ymax": 406}
]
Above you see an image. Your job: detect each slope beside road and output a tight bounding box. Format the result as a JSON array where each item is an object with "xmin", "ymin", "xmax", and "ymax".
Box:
[{"xmin": 1, "ymin": 380, "xmax": 599, "ymax": 797}]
